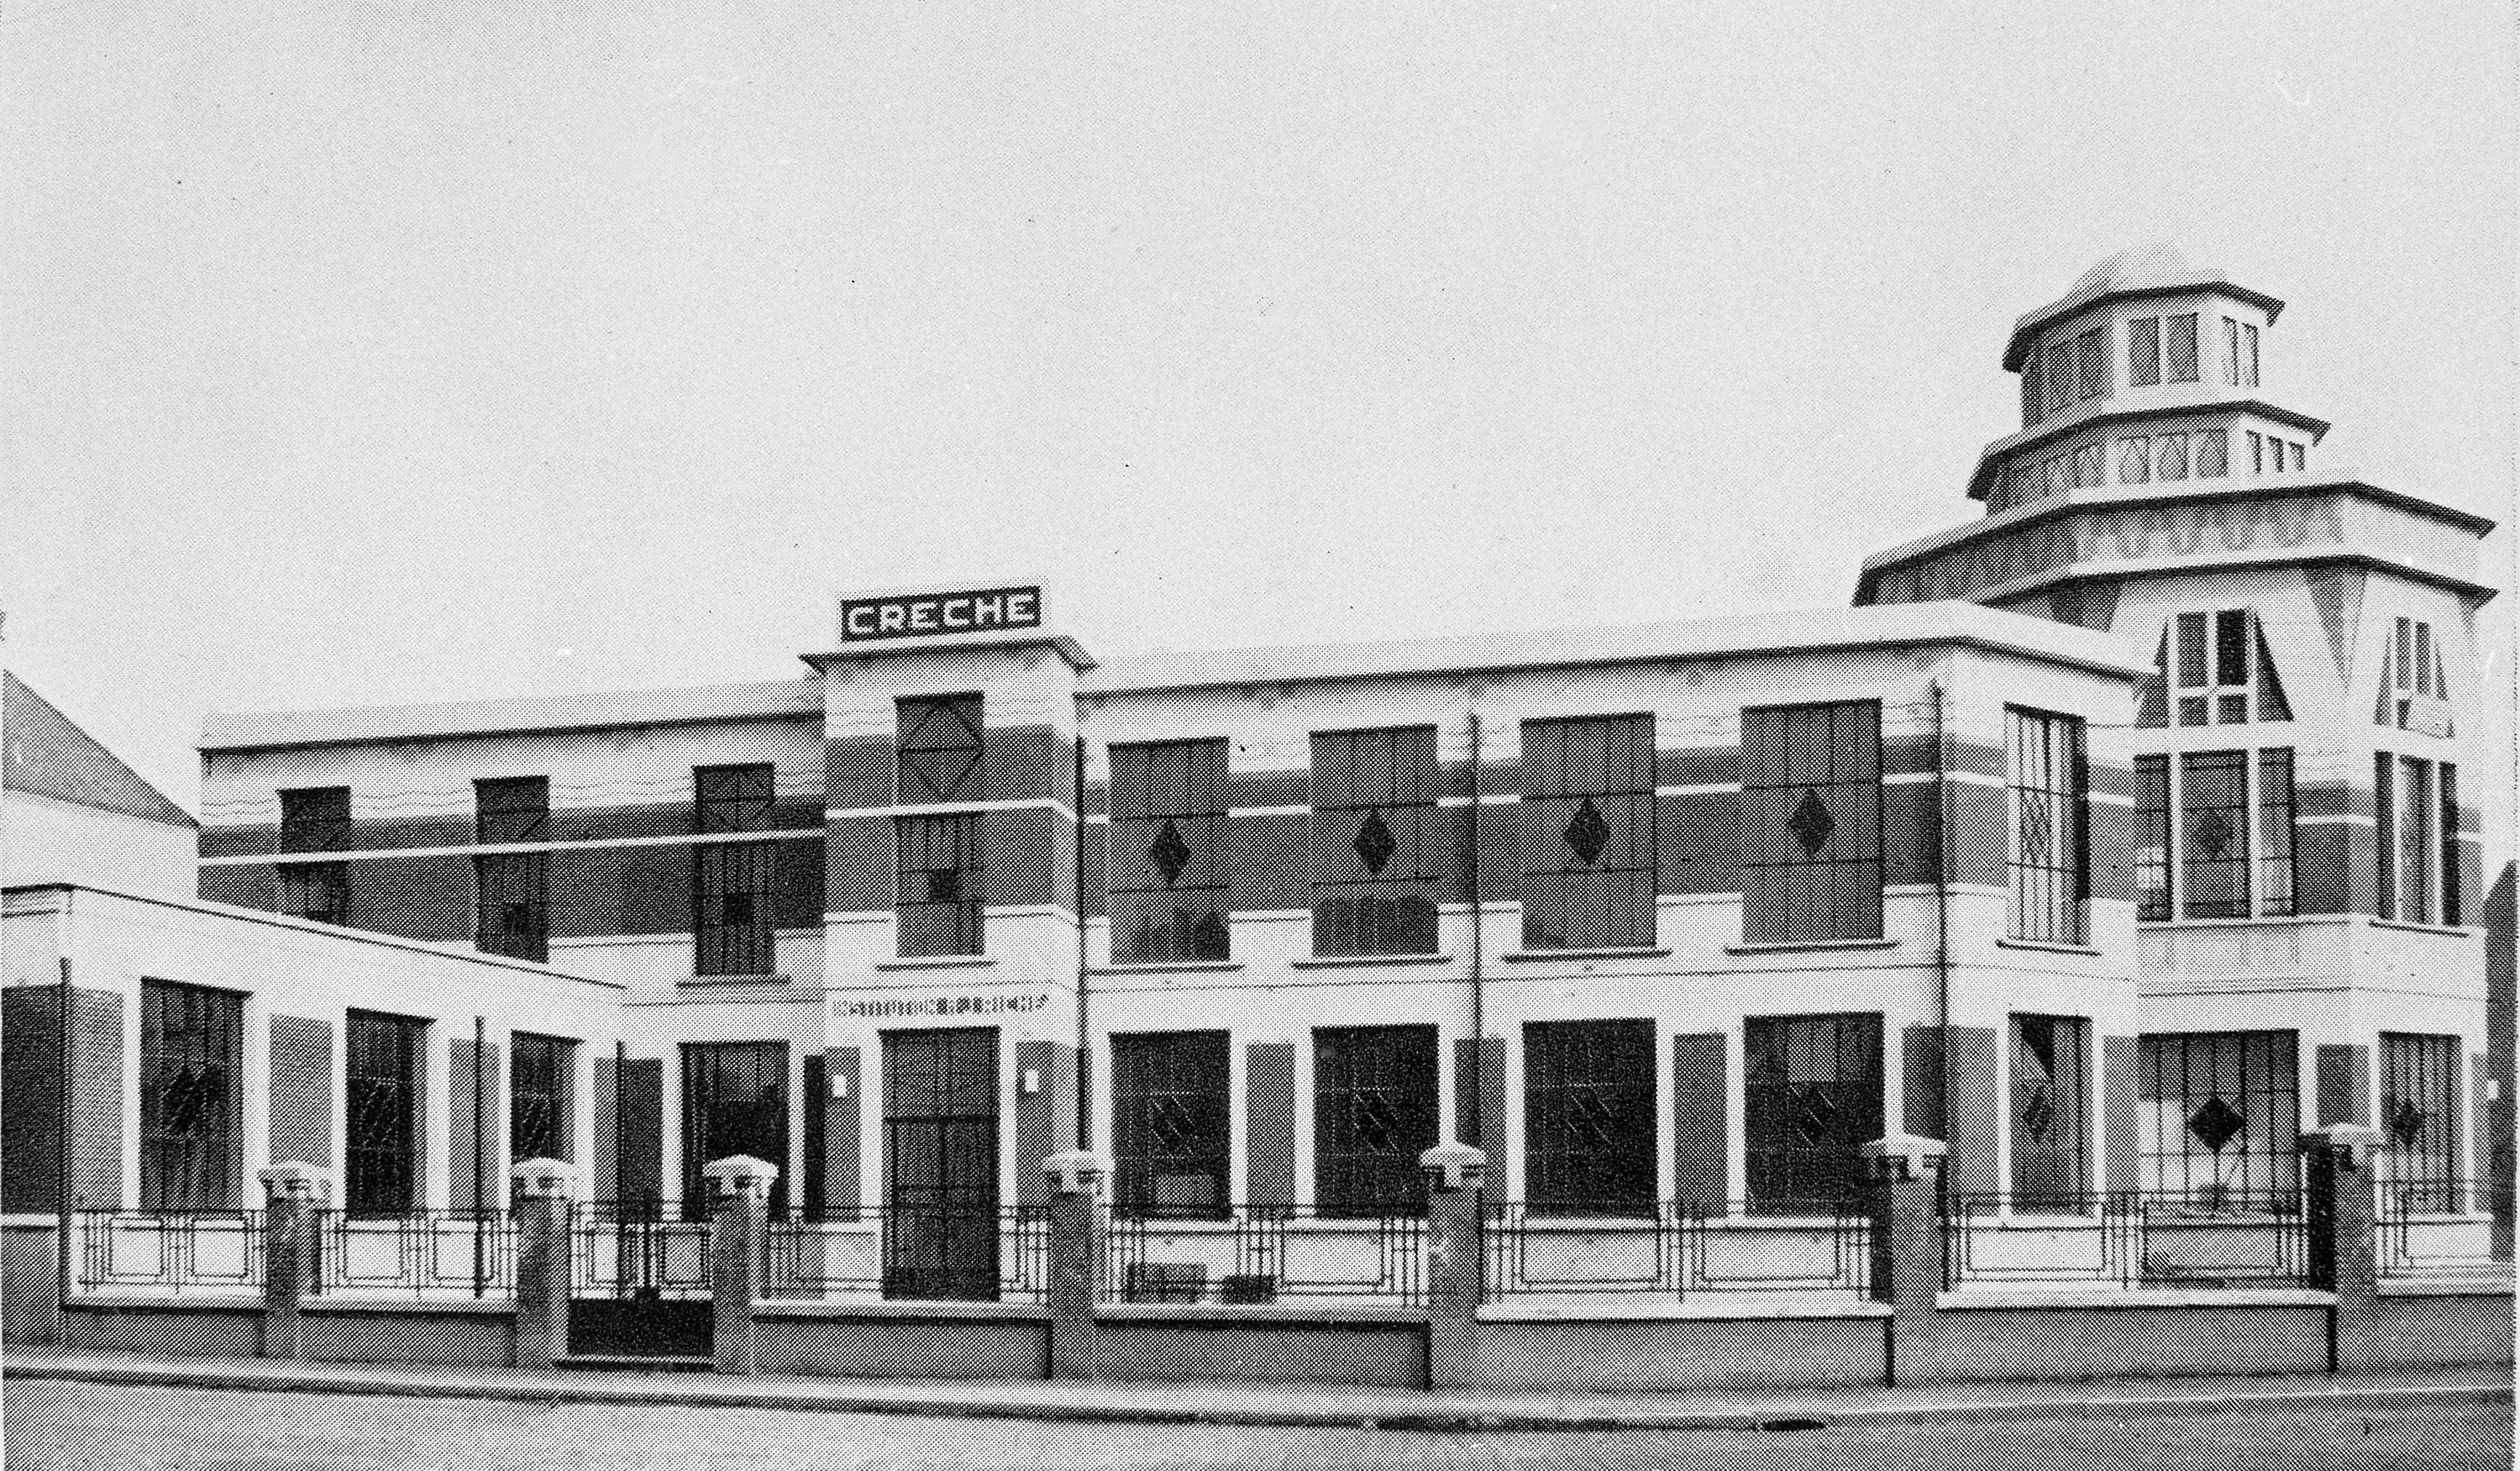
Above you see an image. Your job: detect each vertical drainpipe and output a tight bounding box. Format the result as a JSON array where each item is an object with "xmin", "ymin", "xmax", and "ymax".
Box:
[
  {"xmin": 56, "ymin": 917, "xmax": 75, "ymax": 1306},
  {"xmin": 1074, "ymin": 733, "xmax": 1091, "ymax": 1153},
  {"xmin": 474, "ymin": 1014, "xmax": 488, "ymax": 1296},
  {"xmin": 1930, "ymin": 680, "xmax": 1955, "ymax": 1163},
  {"xmin": 1465, "ymin": 710, "xmax": 1484, "ymax": 1153}
]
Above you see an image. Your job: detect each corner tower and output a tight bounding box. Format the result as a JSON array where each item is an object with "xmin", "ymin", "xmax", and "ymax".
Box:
[{"xmin": 1858, "ymin": 248, "xmax": 2499, "ymax": 1216}]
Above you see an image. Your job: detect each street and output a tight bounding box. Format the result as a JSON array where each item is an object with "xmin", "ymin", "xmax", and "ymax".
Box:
[{"xmin": 3, "ymin": 1379, "xmax": 2507, "ymax": 1471}]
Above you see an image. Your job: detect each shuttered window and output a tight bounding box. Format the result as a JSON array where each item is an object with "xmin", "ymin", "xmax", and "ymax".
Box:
[
  {"xmin": 1519, "ymin": 714, "xmax": 1656, "ymax": 950},
  {"xmin": 1740, "ymin": 701, "xmax": 1882, "ymax": 944},
  {"xmin": 475, "ymin": 776, "xmax": 549, "ymax": 843},
  {"xmin": 1109, "ymin": 739, "xmax": 1231, "ymax": 964},
  {"xmin": 1310, "ymin": 726, "xmax": 1441, "ymax": 958}
]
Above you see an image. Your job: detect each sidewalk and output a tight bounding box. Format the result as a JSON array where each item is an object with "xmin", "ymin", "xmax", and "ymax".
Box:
[{"xmin": 3, "ymin": 1348, "xmax": 2508, "ymax": 1432}]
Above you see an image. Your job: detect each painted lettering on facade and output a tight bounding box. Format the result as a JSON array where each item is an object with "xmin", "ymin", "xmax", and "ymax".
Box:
[
  {"xmin": 840, "ymin": 586, "xmax": 1043, "ymax": 642},
  {"xmin": 835, "ymin": 992, "xmax": 1050, "ymax": 1020}
]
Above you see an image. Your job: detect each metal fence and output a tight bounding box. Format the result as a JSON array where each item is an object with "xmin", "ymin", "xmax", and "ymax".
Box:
[
  {"xmin": 1106, "ymin": 1205, "xmax": 1429, "ymax": 1306},
  {"xmin": 571, "ymin": 1201, "xmax": 715, "ymax": 1300},
  {"xmin": 1943, "ymin": 1190, "xmax": 2309, "ymax": 1290},
  {"xmin": 2379, "ymin": 1179, "xmax": 2505, "ymax": 1283},
  {"xmin": 1483, "ymin": 1200, "xmax": 1871, "ymax": 1300},
  {"xmin": 73, "ymin": 1211, "xmax": 265, "ymax": 1295},
  {"xmin": 316, "ymin": 1210, "xmax": 516, "ymax": 1299},
  {"xmin": 762, "ymin": 1206, "xmax": 1049, "ymax": 1304}
]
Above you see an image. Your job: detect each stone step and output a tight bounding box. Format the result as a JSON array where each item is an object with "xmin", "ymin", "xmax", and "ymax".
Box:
[{"xmin": 553, "ymin": 1354, "xmax": 716, "ymax": 1373}]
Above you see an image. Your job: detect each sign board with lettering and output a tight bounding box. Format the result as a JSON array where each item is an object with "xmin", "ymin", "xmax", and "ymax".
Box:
[
  {"xmin": 838, "ymin": 584, "xmax": 1046, "ymax": 644},
  {"xmin": 834, "ymin": 992, "xmax": 1051, "ymax": 1021}
]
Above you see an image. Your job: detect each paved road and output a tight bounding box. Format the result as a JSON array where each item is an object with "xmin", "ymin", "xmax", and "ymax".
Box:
[{"xmin": 3, "ymin": 1379, "xmax": 2508, "ymax": 1470}]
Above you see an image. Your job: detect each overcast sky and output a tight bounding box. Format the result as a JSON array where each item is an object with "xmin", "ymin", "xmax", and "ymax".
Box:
[{"xmin": 5, "ymin": 3, "xmax": 2512, "ymax": 834}]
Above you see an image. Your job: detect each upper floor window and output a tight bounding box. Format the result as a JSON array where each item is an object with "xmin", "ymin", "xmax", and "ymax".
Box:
[
  {"xmin": 1310, "ymin": 725, "xmax": 1441, "ymax": 958},
  {"xmin": 475, "ymin": 776, "xmax": 549, "ymax": 843},
  {"xmin": 278, "ymin": 862, "xmax": 349, "ymax": 927},
  {"xmin": 2169, "ymin": 610, "xmax": 2291, "ymax": 727},
  {"xmin": 696, "ymin": 764, "xmax": 776, "ymax": 833},
  {"xmin": 2379, "ymin": 617, "xmax": 2450, "ymax": 730},
  {"xmin": 897, "ymin": 695, "xmax": 985, "ymax": 804},
  {"xmin": 279, "ymin": 786, "xmax": 350, "ymax": 851},
  {"xmin": 1109, "ymin": 738, "xmax": 1231, "ymax": 964},
  {"xmin": 2376, "ymin": 754, "xmax": 2459, "ymax": 927},
  {"xmin": 2165, "ymin": 313, "xmax": 2199, "ymax": 382},
  {"xmin": 897, "ymin": 813, "xmax": 984, "ymax": 958},
  {"xmin": 2219, "ymin": 317, "xmax": 2263, "ymax": 388},
  {"xmin": 1740, "ymin": 701, "xmax": 1882, "ymax": 945},
  {"xmin": 2074, "ymin": 326, "xmax": 2108, "ymax": 402},
  {"xmin": 1519, "ymin": 714, "xmax": 1656, "ymax": 950},
  {"xmin": 2129, "ymin": 316, "xmax": 2163, "ymax": 387},
  {"xmin": 2247, "ymin": 432, "xmax": 2307, "ymax": 475},
  {"xmin": 2137, "ymin": 748, "xmax": 2297, "ymax": 923},
  {"xmin": 475, "ymin": 852, "xmax": 548, "ymax": 963},
  {"xmin": 2006, "ymin": 708, "xmax": 2087, "ymax": 945}
]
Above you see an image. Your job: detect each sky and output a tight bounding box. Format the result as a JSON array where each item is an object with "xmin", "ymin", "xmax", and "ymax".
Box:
[{"xmin": 4, "ymin": 3, "xmax": 2513, "ymax": 837}]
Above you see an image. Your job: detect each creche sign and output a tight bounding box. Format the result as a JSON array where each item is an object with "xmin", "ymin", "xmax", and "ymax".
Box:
[{"xmin": 840, "ymin": 586, "xmax": 1042, "ymax": 643}]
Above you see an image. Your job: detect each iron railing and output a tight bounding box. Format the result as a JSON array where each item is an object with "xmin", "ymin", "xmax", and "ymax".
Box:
[
  {"xmin": 1483, "ymin": 1200, "xmax": 1871, "ymax": 1300},
  {"xmin": 316, "ymin": 1209, "xmax": 515, "ymax": 1298},
  {"xmin": 1944, "ymin": 1190, "xmax": 2308, "ymax": 1290},
  {"xmin": 73, "ymin": 1210, "xmax": 264, "ymax": 1295},
  {"xmin": 1107, "ymin": 1204, "xmax": 1429, "ymax": 1306},
  {"xmin": 761, "ymin": 1206, "xmax": 1049, "ymax": 1304},
  {"xmin": 2378, "ymin": 1179, "xmax": 2505, "ymax": 1282},
  {"xmin": 571, "ymin": 1200, "xmax": 715, "ymax": 1300}
]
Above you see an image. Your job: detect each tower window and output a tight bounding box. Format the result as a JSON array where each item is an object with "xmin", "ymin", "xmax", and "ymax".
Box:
[
  {"xmin": 2166, "ymin": 313, "xmax": 2199, "ymax": 382},
  {"xmin": 2129, "ymin": 317, "xmax": 2163, "ymax": 387}
]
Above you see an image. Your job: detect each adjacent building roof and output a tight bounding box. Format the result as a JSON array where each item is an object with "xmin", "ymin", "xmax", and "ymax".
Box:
[
  {"xmin": 200, "ymin": 677, "xmax": 823, "ymax": 753},
  {"xmin": 4, "ymin": 673, "xmax": 196, "ymax": 827},
  {"xmin": 2001, "ymin": 244, "xmax": 2286, "ymax": 370}
]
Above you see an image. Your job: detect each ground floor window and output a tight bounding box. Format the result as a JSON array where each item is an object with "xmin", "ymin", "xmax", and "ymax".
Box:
[
  {"xmin": 1314, "ymin": 1025, "xmax": 1436, "ymax": 1217},
  {"xmin": 680, "ymin": 1042, "xmax": 789, "ymax": 1218},
  {"xmin": 346, "ymin": 1010, "xmax": 425, "ymax": 1215},
  {"xmin": 2011, "ymin": 1015, "xmax": 2090, "ymax": 1206},
  {"xmin": 1523, "ymin": 1019, "xmax": 1656, "ymax": 1214},
  {"xmin": 1744, "ymin": 1013, "xmax": 1882, "ymax": 1211},
  {"xmin": 1113, "ymin": 1031, "xmax": 1231, "ymax": 1218},
  {"xmin": 2137, "ymin": 1030, "xmax": 2298, "ymax": 1200},
  {"xmin": 2381, "ymin": 1032, "xmax": 2461, "ymax": 1211},
  {"xmin": 140, "ymin": 980, "xmax": 243, "ymax": 1211},
  {"xmin": 509, "ymin": 1032, "xmax": 575, "ymax": 1164}
]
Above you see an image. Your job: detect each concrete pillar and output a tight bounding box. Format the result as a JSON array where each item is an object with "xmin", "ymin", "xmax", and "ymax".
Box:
[
  {"xmin": 2302, "ymin": 1124, "xmax": 2384, "ymax": 1374},
  {"xmin": 1420, "ymin": 1143, "xmax": 1487, "ymax": 1393},
  {"xmin": 704, "ymin": 1154, "xmax": 778, "ymax": 1375},
  {"xmin": 510, "ymin": 1158, "xmax": 576, "ymax": 1370},
  {"xmin": 1042, "ymin": 1149, "xmax": 1107, "ymax": 1380},
  {"xmin": 256, "ymin": 1163, "xmax": 324, "ymax": 1361},
  {"xmin": 1861, "ymin": 1132, "xmax": 1948, "ymax": 1388}
]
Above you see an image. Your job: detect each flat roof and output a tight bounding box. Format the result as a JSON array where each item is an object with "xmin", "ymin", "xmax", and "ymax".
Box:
[
  {"xmin": 1082, "ymin": 602, "xmax": 2150, "ymax": 696},
  {"xmin": 201, "ymin": 677, "xmax": 822, "ymax": 754}
]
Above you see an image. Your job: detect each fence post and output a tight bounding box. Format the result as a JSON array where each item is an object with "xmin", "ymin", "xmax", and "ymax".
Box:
[
  {"xmin": 1861, "ymin": 1132, "xmax": 1947, "ymax": 1388},
  {"xmin": 1420, "ymin": 1143, "xmax": 1487, "ymax": 1392},
  {"xmin": 255, "ymin": 1163, "xmax": 323, "ymax": 1361},
  {"xmin": 510, "ymin": 1158, "xmax": 576, "ymax": 1370},
  {"xmin": 704, "ymin": 1154, "xmax": 778, "ymax": 1374},
  {"xmin": 2302, "ymin": 1124, "xmax": 2383, "ymax": 1374},
  {"xmin": 1042, "ymin": 1149, "xmax": 1108, "ymax": 1380}
]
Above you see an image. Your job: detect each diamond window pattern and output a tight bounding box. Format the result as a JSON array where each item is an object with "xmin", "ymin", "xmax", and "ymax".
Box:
[
  {"xmin": 1742, "ymin": 702, "xmax": 1882, "ymax": 945},
  {"xmin": 1110, "ymin": 739, "xmax": 1231, "ymax": 964},
  {"xmin": 1311, "ymin": 726, "xmax": 1441, "ymax": 958},
  {"xmin": 1519, "ymin": 715, "xmax": 1656, "ymax": 950}
]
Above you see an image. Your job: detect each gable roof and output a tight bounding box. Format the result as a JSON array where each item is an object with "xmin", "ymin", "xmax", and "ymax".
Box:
[{"xmin": 3, "ymin": 673, "xmax": 196, "ymax": 827}]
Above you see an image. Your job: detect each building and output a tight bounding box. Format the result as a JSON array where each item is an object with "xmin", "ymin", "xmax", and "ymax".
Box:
[{"xmin": 8, "ymin": 249, "xmax": 2503, "ymax": 1314}]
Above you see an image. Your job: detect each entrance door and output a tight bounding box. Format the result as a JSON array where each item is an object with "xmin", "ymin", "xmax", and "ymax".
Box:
[
  {"xmin": 883, "ymin": 1027, "xmax": 1000, "ymax": 1300},
  {"xmin": 680, "ymin": 1043, "xmax": 790, "ymax": 1219}
]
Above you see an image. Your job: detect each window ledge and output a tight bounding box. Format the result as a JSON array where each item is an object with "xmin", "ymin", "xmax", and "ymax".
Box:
[
  {"xmin": 871, "ymin": 955, "xmax": 997, "ymax": 970},
  {"xmin": 677, "ymin": 974, "xmax": 791, "ymax": 988},
  {"xmin": 1722, "ymin": 938, "xmax": 1898, "ymax": 955},
  {"xmin": 1090, "ymin": 960, "xmax": 1245, "ymax": 975},
  {"xmin": 1993, "ymin": 938, "xmax": 2103, "ymax": 957},
  {"xmin": 2370, "ymin": 918, "xmax": 2475, "ymax": 938},
  {"xmin": 1499, "ymin": 947, "xmax": 1672, "ymax": 963},
  {"xmin": 1289, "ymin": 953, "xmax": 1454, "ymax": 970}
]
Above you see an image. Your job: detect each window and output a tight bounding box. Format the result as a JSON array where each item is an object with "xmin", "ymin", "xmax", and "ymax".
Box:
[
  {"xmin": 475, "ymin": 777, "xmax": 548, "ymax": 843},
  {"xmin": 2179, "ymin": 751, "xmax": 2250, "ymax": 919},
  {"xmin": 2380, "ymin": 1033, "xmax": 2460, "ymax": 1211},
  {"xmin": 2166, "ymin": 313, "xmax": 2199, "ymax": 382},
  {"xmin": 2155, "ymin": 432, "xmax": 2188, "ymax": 481},
  {"xmin": 696, "ymin": 764, "xmax": 778, "ymax": 975},
  {"xmin": 1310, "ymin": 726, "xmax": 1441, "ymax": 957},
  {"xmin": 278, "ymin": 786, "xmax": 350, "ymax": 851},
  {"xmin": 680, "ymin": 1043, "xmax": 788, "ymax": 1218},
  {"xmin": 2385, "ymin": 617, "xmax": 2448, "ymax": 728},
  {"xmin": 2012, "ymin": 1016, "xmax": 2090, "ymax": 1205},
  {"xmin": 1741, "ymin": 701, "xmax": 1882, "ymax": 944},
  {"xmin": 1313, "ymin": 1025, "xmax": 1436, "ymax": 1216},
  {"xmin": 2244, "ymin": 323, "xmax": 2260, "ymax": 386},
  {"xmin": 2118, "ymin": 438, "xmax": 2151, "ymax": 484},
  {"xmin": 897, "ymin": 813, "xmax": 984, "ymax": 957},
  {"xmin": 2395, "ymin": 757, "xmax": 2435, "ymax": 925},
  {"xmin": 2021, "ymin": 353, "xmax": 2043, "ymax": 424},
  {"xmin": 2440, "ymin": 765, "xmax": 2462, "ymax": 927},
  {"xmin": 278, "ymin": 863, "xmax": 350, "ymax": 927},
  {"xmin": 2134, "ymin": 755, "xmax": 2171, "ymax": 921},
  {"xmin": 2075, "ymin": 327, "xmax": 2107, "ymax": 401},
  {"xmin": 2044, "ymin": 338, "xmax": 2076, "ymax": 416},
  {"xmin": 346, "ymin": 1011, "xmax": 424, "ymax": 1215},
  {"xmin": 897, "ymin": 695, "xmax": 985, "ymax": 803},
  {"xmin": 140, "ymin": 981, "xmax": 242, "ymax": 1211},
  {"xmin": 2222, "ymin": 317, "xmax": 2243, "ymax": 386},
  {"xmin": 1519, "ymin": 714, "xmax": 1656, "ymax": 950},
  {"xmin": 2256, "ymin": 750, "xmax": 2297, "ymax": 919},
  {"xmin": 2007, "ymin": 709, "xmax": 2087, "ymax": 944},
  {"xmin": 2289, "ymin": 440, "xmax": 2305, "ymax": 471},
  {"xmin": 2171, "ymin": 610, "xmax": 2287, "ymax": 726},
  {"xmin": 2138, "ymin": 1031, "xmax": 2299, "ymax": 1197},
  {"xmin": 1745, "ymin": 1013, "xmax": 1882, "ymax": 1211},
  {"xmin": 1524, "ymin": 1020, "xmax": 1656, "ymax": 1215},
  {"xmin": 2129, "ymin": 316, "xmax": 2163, "ymax": 387},
  {"xmin": 1109, "ymin": 738, "xmax": 1231, "ymax": 963},
  {"xmin": 2197, "ymin": 428, "xmax": 2229, "ymax": 478},
  {"xmin": 1112, "ymin": 1031, "xmax": 1231, "ymax": 1218},
  {"xmin": 509, "ymin": 1032, "xmax": 575, "ymax": 1164},
  {"xmin": 475, "ymin": 854, "xmax": 548, "ymax": 962}
]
